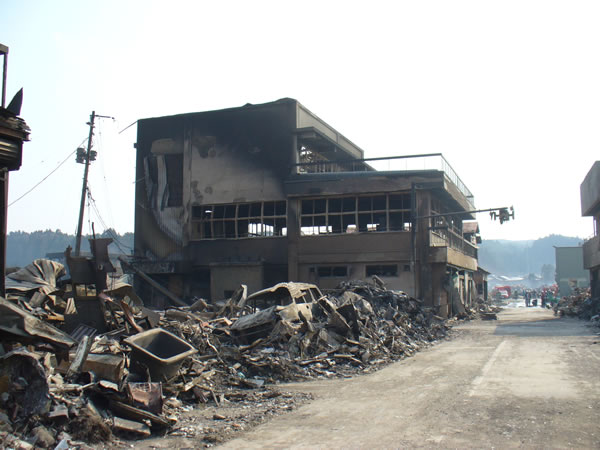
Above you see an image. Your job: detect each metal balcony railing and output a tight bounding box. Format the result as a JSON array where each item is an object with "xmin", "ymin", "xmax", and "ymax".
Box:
[
  {"xmin": 292, "ymin": 153, "xmax": 475, "ymax": 209},
  {"xmin": 430, "ymin": 229, "xmax": 478, "ymax": 259}
]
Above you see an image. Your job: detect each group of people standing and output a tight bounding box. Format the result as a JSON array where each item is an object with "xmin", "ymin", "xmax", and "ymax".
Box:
[{"xmin": 524, "ymin": 288, "xmax": 557, "ymax": 308}]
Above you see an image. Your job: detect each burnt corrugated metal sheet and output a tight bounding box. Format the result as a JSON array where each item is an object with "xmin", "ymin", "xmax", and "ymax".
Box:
[
  {"xmin": 0, "ymin": 108, "xmax": 29, "ymax": 171},
  {"xmin": 0, "ymin": 136, "xmax": 21, "ymax": 170}
]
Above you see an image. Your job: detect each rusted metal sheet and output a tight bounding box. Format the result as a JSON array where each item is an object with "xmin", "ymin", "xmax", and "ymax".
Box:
[
  {"xmin": 127, "ymin": 382, "xmax": 163, "ymax": 415},
  {"xmin": 0, "ymin": 297, "xmax": 76, "ymax": 348}
]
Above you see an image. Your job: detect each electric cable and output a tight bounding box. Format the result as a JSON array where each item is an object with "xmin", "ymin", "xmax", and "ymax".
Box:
[
  {"xmin": 8, "ymin": 137, "xmax": 88, "ymax": 207},
  {"xmin": 86, "ymin": 187, "xmax": 133, "ymax": 254}
]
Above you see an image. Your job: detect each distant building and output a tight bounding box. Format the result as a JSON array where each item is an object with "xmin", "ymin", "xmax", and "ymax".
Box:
[
  {"xmin": 554, "ymin": 246, "xmax": 589, "ymax": 297},
  {"xmin": 133, "ymin": 98, "xmax": 481, "ymax": 316},
  {"xmin": 473, "ymin": 266, "xmax": 489, "ymax": 300},
  {"xmin": 581, "ymin": 161, "xmax": 600, "ymax": 298}
]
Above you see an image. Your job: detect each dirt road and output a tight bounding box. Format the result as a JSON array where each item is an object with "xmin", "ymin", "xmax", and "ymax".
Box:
[{"xmin": 220, "ymin": 306, "xmax": 600, "ymax": 449}]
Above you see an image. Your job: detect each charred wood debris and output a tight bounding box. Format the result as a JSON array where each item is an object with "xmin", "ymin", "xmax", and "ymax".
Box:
[
  {"xmin": 554, "ymin": 287, "xmax": 600, "ymax": 324},
  {"xmin": 0, "ymin": 255, "xmax": 491, "ymax": 448}
]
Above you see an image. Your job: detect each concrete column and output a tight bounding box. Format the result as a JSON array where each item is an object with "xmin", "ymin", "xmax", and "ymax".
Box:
[{"xmin": 287, "ymin": 198, "xmax": 300, "ymax": 281}]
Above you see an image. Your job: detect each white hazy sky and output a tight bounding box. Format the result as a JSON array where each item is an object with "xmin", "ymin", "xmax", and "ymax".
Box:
[{"xmin": 2, "ymin": 0, "xmax": 598, "ymax": 241}]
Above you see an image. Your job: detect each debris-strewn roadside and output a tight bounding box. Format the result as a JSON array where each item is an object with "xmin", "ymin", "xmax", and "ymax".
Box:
[
  {"xmin": 554, "ymin": 288, "xmax": 600, "ymax": 326},
  {"xmin": 0, "ymin": 254, "xmax": 454, "ymax": 448}
]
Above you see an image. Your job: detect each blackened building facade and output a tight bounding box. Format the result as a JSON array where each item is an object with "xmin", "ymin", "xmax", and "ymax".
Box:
[{"xmin": 133, "ymin": 98, "xmax": 480, "ymax": 316}]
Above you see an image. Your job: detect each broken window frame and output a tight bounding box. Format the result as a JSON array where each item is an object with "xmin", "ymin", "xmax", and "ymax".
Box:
[
  {"xmin": 191, "ymin": 201, "xmax": 287, "ymax": 240},
  {"xmin": 366, "ymin": 264, "xmax": 399, "ymax": 277},
  {"xmin": 315, "ymin": 266, "xmax": 349, "ymax": 278},
  {"xmin": 300, "ymin": 193, "xmax": 412, "ymax": 236}
]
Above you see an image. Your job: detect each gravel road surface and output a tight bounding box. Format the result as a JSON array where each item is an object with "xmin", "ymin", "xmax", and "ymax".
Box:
[{"xmin": 219, "ymin": 306, "xmax": 600, "ymax": 449}]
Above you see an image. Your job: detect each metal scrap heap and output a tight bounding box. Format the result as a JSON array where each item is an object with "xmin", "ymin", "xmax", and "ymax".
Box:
[
  {"xmin": 164, "ymin": 280, "xmax": 449, "ymax": 386},
  {"xmin": 0, "ymin": 259, "xmax": 450, "ymax": 448}
]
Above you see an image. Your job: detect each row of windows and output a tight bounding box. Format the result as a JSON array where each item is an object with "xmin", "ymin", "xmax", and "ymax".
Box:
[
  {"xmin": 191, "ymin": 194, "xmax": 412, "ymax": 240},
  {"xmin": 192, "ymin": 201, "xmax": 287, "ymax": 239},
  {"xmin": 300, "ymin": 194, "xmax": 412, "ymax": 235}
]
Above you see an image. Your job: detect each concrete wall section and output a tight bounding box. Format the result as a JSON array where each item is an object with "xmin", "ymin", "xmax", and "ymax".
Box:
[
  {"xmin": 296, "ymin": 232, "xmax": 412, "ymax": 263},
  {"xmin": 188, "ymin": 131, "xmax": 286, "ymax": 207},
  {"xmin": 581, "ymin": 161, "xmax": 600, "ymax": 216},
  {"xmin": 583, "ymin": 236, "xmax": 600, "ymax": 270},
  {"xmin": 210, "ymin": 263, "xmax": 264, "ymax": 301},
  {"xmin": 298, "ymin": 261, "xmax": 414, "ymax": 293},
  {"xmin": 285, "ymin": 172, "xmax": 443, "ymax": 197},
  {"xmin": 555, "ymin": 246, "xmax": 590, "ymax": 297},
  {"xmin": 187, "ymin": 237, "xmax": 288, "ymax": 266}
]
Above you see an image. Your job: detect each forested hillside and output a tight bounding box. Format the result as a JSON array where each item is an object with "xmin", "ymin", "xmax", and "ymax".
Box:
[
  {"xmin": 478, "ymin": 234, "xmax": 583, "ymax": 276},
  {"xmin": 6, "ymin": 229, "xmax": 134, "ymax": 267}
]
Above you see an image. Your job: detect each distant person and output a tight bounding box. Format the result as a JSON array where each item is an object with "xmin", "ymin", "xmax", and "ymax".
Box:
[
  {"xmin": 525, "ymin": 290, "xmax": 530, "ymax": 307},
  {"xmin": 547, "ymin": 290, "xmax": 556, "ymax": 310},
  {"xmin": 541, "ymin": 290, "xmax": 546, "ymax": 308}
]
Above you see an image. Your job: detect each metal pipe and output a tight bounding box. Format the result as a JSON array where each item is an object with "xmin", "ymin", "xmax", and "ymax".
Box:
[{"xmin": 0, "ymin": 44, "xmax": 8, "ymax": 108}]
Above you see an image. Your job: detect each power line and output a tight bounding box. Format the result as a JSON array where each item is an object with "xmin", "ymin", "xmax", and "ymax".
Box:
[
  {"xmin": 8, "ymin": 141, "xmax": 85, "ymax": 207},
  {"xmin": 86, "ymin": 187, "xmax": 132, "ymax": 254},
  {"xmin": 118, "ymin": 119, "xmax": 137, "ymax": 134}
]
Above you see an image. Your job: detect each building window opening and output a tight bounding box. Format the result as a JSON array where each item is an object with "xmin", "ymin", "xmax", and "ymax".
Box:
[
  {"xmin": 192, "ymin": 201, "xmax": 286, "ymax": 239},
  {"xmin": 300, "ymin": 193, "xmax": 411, "ymax": 236},
  {"xmin": 316, "ymin": 266, "xmax": 348, "ymax": 278},
  {"xmin": 366, "ymin": 264, "xmax": 398, "ymax": 277},
  {"xmin": 164, "ymin": 154, "xmax": 183, "ymax": 207}
]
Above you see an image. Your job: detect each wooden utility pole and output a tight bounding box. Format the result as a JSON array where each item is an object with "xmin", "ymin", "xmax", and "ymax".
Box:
[
  {"xmin": 74, "ymin": 111, "xmax": 96, "ymax": 256},
  {"xmin": 74, "ymin": 111, "xmax": 113, "ymax": 256}
]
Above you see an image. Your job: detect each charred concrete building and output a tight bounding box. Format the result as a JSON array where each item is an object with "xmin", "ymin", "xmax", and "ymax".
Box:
[
  {"xmin": 581, "ymin": 161, "xmax": 600, "ymax": 298},
  {"xmin": 133, "ymin": 98, "xmax": 480, "ymax": 316}
]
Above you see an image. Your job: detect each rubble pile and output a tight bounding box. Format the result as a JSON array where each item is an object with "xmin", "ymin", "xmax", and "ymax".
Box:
[
  {"xmin": 554, "ymin": 288, "xmax": 600, "ymax": 321},
  {"xmin": 161, "ymin": 280, "xmax": 450, "ymax": 387},
  {"xmin": 0, "ymin": 256, "xmax": 452, "ymax": 448},
  {"xmin": 468, "ymin": 296, "xmax": 502, "ymax": 320}
]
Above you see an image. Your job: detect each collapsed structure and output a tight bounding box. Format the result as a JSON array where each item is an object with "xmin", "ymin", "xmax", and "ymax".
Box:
[
  {"xmin": 0, "ymin": 256, "xmax": 458, "ymax": 446},
  {"xmin": 133, "ymin": 98, "xmax": 481, "ymax": 317}
]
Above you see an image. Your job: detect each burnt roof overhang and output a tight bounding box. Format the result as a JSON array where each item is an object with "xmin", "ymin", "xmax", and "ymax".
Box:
[
  {"xmin": 295, "ymin": 126, "xmax": 367, "ymax": 163},
  {"xmin": 138, "ymin": 98, "xmax": 368, "ymax": 165},
  {"xmin": 139, "ymin": 97, "xmax": 298, "ymax": 123},
  {"xmin": 294, "ymin": 101, "xmax": 365, "ymax": 161}
]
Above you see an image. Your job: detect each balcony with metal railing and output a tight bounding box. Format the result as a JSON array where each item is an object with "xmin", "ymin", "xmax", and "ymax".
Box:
[
  {"xmin": 430, "ymin": 229, "xmax": 478, "ymax": 259},
  {"xmin": 292, "ymin": 153, "xmax": 475, "ymax": 210}
]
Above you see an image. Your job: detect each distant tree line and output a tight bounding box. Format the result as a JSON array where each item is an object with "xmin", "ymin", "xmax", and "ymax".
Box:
[
  {"xmin": 478, "ymin": 234, "xmax": 583, "ymax": 277},
  {"xmin": 6, "ymin": 229, "xmax": 134, "ymax": 268}
]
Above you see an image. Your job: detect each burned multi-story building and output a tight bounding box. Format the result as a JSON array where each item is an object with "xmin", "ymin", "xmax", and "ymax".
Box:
[{"xmin": 133, "ymin": 98, "xmax": 480, "ymax": 316}]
